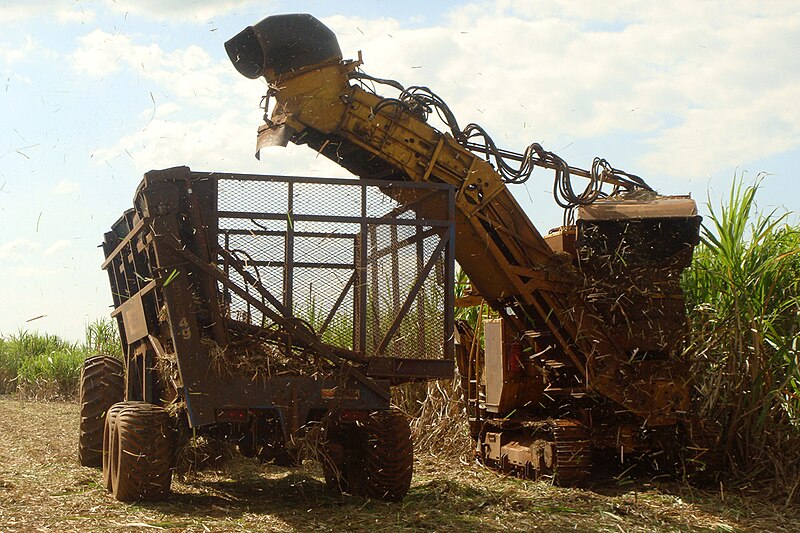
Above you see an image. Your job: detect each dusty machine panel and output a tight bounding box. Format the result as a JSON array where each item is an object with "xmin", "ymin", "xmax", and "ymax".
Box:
[{"xmin": 484, "ymin": 318, "xmax": 542, "ymax": 415}]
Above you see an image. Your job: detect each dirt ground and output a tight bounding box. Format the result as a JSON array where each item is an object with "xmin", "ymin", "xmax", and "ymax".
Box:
[{"xmin": 0, "ymin": 398, "xmax": 795, "ymax": 532}]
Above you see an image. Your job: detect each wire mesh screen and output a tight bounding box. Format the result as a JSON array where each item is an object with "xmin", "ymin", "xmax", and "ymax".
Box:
[{"xmin": 214, "ymin": 175, "xmax": 454, "ymax": 360}]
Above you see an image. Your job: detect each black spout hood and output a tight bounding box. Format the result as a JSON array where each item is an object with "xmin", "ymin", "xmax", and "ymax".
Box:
[{"xmin": 225, "ymin": 14, "xmax": 342, "ymax": 80}]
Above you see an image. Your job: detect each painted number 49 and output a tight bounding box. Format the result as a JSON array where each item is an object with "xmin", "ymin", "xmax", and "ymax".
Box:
[{"xmin": 179, "ymin": 316, "xmax": 192, "ymax": 340}]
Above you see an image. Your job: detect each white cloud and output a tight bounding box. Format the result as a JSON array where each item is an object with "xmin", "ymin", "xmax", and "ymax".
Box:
[
  {"xmin": 57, "ymin": 6, "xmax": 95, "ymax": 24},
  {"xmin": 52, "ymin": 180, "xmax": 79, "ymax": 196},
  {"xmin": 0, "ymin": 46, "xmax": 25, "ymax": 64},
  {"xmin": 72, "ymin": 30, "xmax": 250, "ymax": 109},
  {"xmin": 91, "ymin": 108, "xmax": 349, "ymax": 179},
  {"xmin": 320, "ymin": 3, "xmax": 800, "ymax": 181},
  {"xmin": 2, "ymin": 0, "xmax": 256, "ymax": 24},
  {"xmin": 0, "ymin": 238, "xmax": 41, "ymax": 261},
  {"xmin": 42, "ymin": 239, "xmax": 71, "ymax": 258},
  {"xmin": 92, "ymin": 112, "xmax": 247, "ymax": 170},
  {"xmin": 85, "ymin": 1, "xmax": 800, "ymax": 191},
  {"xmin": 4, "ymin": 73, "xmax": 33, "ymax": 86},
  {"xmin": 0, "ymin": 2, "xmax": 94, "ymax": 24},
  {"xmin": 149, "ymin": 102, "xmax": 182, "ymax": 120},
  {"xmin": 100, "ymin": 0, "xmax": 263, "ymax": 23},
  {"xmin": 71, "ymin": 30, "xmax": 126, "ymax": 77},
  {"xmin": 0, "ymin": 36, "xmax": 35, "ymax": 64},
  {"xmin": 76, "ymin": 30, "xmax": 291, "ymax": 174}
]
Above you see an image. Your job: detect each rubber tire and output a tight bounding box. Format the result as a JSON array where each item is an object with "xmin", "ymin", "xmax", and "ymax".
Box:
[
  {"xmin": 78, "ymin": 355, "xmax": 124, "ymax": 467},
  {"xmin": 103, "ymin": 401, "xmax": 145, "ymax": 491},
  {"xmin": 323, "ymin": 410, "xmax": 413, "ymax": 501},
  {"xmin": 353, "ymin": 410, "xmax": 413, "ymax": 501},
  {"xmin": 111, "ymin": 403, "xmax": 175, "ymax": 502}
]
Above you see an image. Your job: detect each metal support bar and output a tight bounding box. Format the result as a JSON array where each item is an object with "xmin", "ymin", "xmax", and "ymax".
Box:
[
  {"xmin": 376, "ymin": 234, "xmax": 449, "ymax": 356},
  {"xmin": 358, "ymin": 186, "xmax": 368, "ymax": 354},
  {"xmin": 101, "ymin": 217, "xmax": 147, "ymax": 270},
  {"xmin": 218, "ymin": 247, "xmax": 290, "ymax": 317},
  {"xmin": 444, "ymin": 185, "xmax": 456, "ymax": 360},
  {"xmin": 319, "ymin": 271, "xmax": 357, "ymax": 336},
  {"xmin": 367, "ymin": 226, "xmax": 439, "ymax": 264},
  {"xmin": 219, "ymin": 210, "xmax": 453, "ymax": 228},
  {"xmin": 366, "ymin": 357, "xmax": 454, "ymax": 383},
  {"xmin": 284, "ymin": 181, "xmax": 294, "ymax": 313},
  {"xmin": 172, "ymin": 242, "xmax": 368, "ymax": 365},
  {"xmin": 170, "ymin": 242, "xmax": 391, "ymax": 400}
]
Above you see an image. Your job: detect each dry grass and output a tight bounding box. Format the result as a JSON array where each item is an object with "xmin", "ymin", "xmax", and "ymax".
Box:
[{"xmin": 0, "ymin": 397, "xmax": 796, "ymax": 532}]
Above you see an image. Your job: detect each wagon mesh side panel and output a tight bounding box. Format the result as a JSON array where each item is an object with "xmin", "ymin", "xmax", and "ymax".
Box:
[{"xmin": 215, "ymin": 176, "xmax": 452, "ymax": 360}]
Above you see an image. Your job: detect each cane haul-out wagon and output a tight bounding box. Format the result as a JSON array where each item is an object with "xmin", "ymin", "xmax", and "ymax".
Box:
[{"xmin": 80, "ymin": 166, "xmax": 455, "ymax": 501}]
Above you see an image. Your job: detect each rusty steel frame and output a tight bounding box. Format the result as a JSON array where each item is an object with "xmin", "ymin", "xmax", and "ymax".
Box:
[{"xmin": 101, "ymin": 167, "xmax": 455, "ymax": 428}]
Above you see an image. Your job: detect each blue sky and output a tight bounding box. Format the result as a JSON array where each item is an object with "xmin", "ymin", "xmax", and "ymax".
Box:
[{"xmin": 1, "ymin": 0, "xmax": 799, "ymax": 341}]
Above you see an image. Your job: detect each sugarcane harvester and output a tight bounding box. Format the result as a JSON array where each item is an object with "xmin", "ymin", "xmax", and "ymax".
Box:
[{"xmin": 225, "ymin": 14, "xmax": 711, "ymax": 484}]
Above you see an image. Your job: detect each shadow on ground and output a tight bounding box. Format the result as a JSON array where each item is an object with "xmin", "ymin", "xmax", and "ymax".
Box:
[{"xmin": 129, "ymin": 457, "xmax": 770, "ymax": 532}]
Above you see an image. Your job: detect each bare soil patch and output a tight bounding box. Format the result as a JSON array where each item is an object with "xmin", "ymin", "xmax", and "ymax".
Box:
[{"xmin": 0, "ymin": 397, "xmax": 794, "ymax": 532}]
